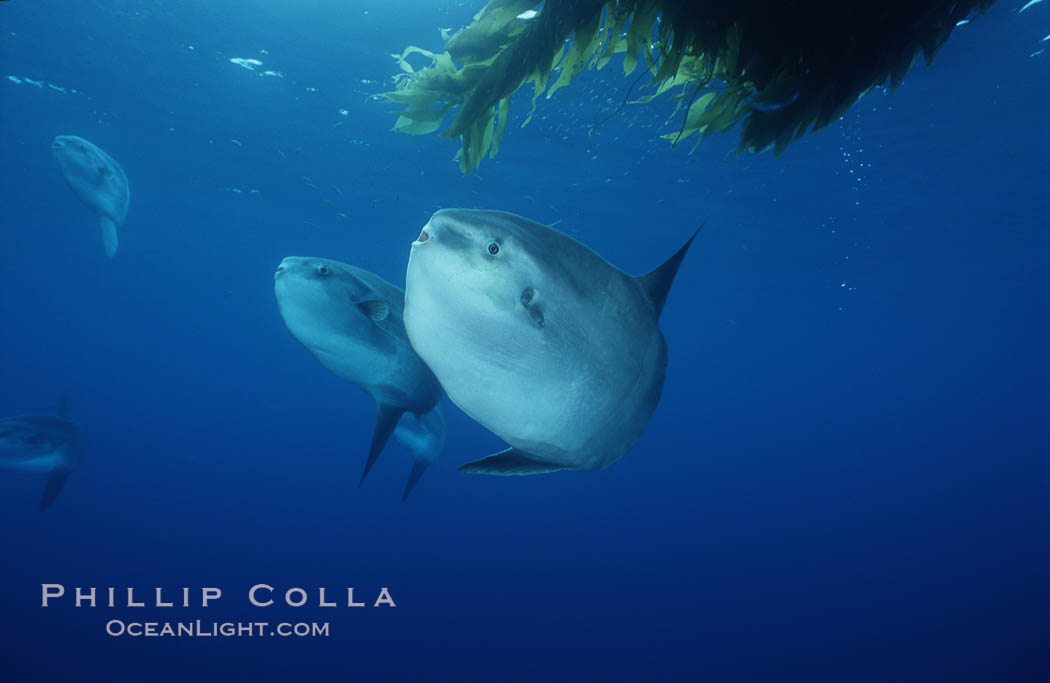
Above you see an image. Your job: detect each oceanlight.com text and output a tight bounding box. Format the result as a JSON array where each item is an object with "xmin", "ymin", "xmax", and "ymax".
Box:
[{"xmin": 105, "ymin": 620, "xmax": 330, "ymax": 638}]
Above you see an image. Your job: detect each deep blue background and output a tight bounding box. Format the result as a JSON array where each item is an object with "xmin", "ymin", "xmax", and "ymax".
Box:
[{"xmin": 1, "ymin": 1, "xmax": 1047, "ymax": 681}]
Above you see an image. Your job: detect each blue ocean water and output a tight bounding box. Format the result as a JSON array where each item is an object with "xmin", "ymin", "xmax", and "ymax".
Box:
[{"xmin": 1, "ymin": 1, "xmax": 1048, "ymax": 680}]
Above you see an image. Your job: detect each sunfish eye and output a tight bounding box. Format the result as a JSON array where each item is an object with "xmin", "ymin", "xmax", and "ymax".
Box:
[
  {"xmin": 486, "ymin": 241, "xmax": 501, "ymax": 256},
  {"xmin": 317, "ymin": 265, "xmax": 329, "ymax": 275}
]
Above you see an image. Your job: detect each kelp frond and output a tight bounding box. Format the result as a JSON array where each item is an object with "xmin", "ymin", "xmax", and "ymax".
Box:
[{"xmin": 381, "ymin": 0, "xmax": 997, "ymax": 173}]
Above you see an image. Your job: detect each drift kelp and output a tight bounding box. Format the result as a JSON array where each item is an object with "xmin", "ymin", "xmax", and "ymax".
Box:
[{"xmin": 382, "ymin": 0, "xmax": 996, "ymax": 172}]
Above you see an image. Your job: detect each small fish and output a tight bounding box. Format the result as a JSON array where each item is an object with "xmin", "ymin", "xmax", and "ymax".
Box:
[
  {"xmin": 230, "ymin": 139, "xmax": 242, "ymax": 147},
  {"xmin": 1020, "ymin": 0, "xmax": 1044, "ymax": 12},
  {"xmin": 331, "ymin": 185, "xmax": 343, "ymax": 196},
  {"xmin": 230, "ymin": 58, "xmax": 263, "ymax": 70}
]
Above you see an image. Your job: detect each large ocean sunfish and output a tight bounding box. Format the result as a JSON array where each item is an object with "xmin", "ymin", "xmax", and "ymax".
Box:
[
  {"xmin": 51, "ymin": 135, "xmax": 130, "ymax": 257},
  {"xmin": 274, "ymin": 256, "xmax": 445, "ymax": 499},
  {"xmin": 0, "ymin": 411, "xmax": 81, "ymax": 509},
  {"xmin": 404, "ymin": 209, "xmax": 698, "ymax": 476}
]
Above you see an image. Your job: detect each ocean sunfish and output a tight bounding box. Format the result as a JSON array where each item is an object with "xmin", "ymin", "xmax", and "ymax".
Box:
[
  {"xmin": 274, "ymin": 256, "xmax": 445, "ymax": 499},
  {"xmin": 0, "ymin": 412, "xmax": 81, "ymax": 509},
  {"xmin": 404, "ymin": 208, "xmax": 698, "ymax": 476},
  {"xmin": 51, "ymin": 135, "xmax": 130, "ymax": 257}
]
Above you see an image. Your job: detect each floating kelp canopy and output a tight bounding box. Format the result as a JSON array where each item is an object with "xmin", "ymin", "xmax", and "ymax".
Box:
[{"xmin": 382, "ymin": 0, "xmax": 995, "ymax": 173}]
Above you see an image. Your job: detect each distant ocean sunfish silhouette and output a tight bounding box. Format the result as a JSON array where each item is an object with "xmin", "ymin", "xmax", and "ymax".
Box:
[
  {"xmin": 0, "ymin": 411, "xmax": 81, "ymax": 510},
  {"xmin": 51, "ymin": 135, "xmax": 130, "ymax": 257}
]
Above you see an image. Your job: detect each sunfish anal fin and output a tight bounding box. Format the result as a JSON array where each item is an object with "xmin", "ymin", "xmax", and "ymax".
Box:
[
  {"xmin": 401, "ymin": 462, "xmax": 428, "ymax": 501},
  {"xmin": 359, "ymin": 404, "xmax": 402, "ymax": 486},
  {"xmin": 459, "ymin": 448, "xmax": 564, "ymax": 476},
  {"xmin": 99, "ymin": 216, "xmax": 119, "ymax": 257},
  {"xmin": 40, "ymin": 473, "xmax": 70, "ymax": 510},
  {"xmin": 357, "ymin": 298, "xmax": 389, "ymax": 322},
  {"xmin": 634, "ymin": 219, "xmax": 705, "ymax": 318}
]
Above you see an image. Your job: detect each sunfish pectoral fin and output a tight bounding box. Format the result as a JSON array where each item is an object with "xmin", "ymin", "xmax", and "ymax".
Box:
[
  {"xmin": 99, "ymin": 216, "xmax": 119, "ymax": 257},
  {"xmin": 40, "ymin": 473, "xmax": 70, "ymax": 510},
  {"xmin": 357, "ymin": 298, "xmax": 390, "ymax": 322},
  {"xmin": 520, "ymin": 287, "xmax": 544, "ymax": 328},
  {"xmin": 458, "ymin": 448, "xmax": 565, "ymax": 476},
  {"xmin": 359, "ymin": 404, "xmax": 402, "ymax": 486},
  {"xmin": 401, "ymin": 462, "xmax": 428, "ymax": 501},
  {"xmin": 634, "ymin": 218, "xmax": 705, "ymax": 318}
]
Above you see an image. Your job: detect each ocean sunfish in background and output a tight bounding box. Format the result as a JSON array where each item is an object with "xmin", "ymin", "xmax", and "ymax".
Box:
[
  {"xmin": 391, "ymin": 407, "xmax": 445, "ymax": 496},
  {"xmin": 0, "ymin": 411, "xmax": 81, "ymax": 509},
  {"xmin": 274, "ymin": 256, "xmax": 445, "ymax": 500},
  {"xmin": 51, "ymin": 135, "xmax": 130, "ymax": 257},
  {"xmin": 404, "ymin": 208, "xmax": 698, "ymax": 476}
]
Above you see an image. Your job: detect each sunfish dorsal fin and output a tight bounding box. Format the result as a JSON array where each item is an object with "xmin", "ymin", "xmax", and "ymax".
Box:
[
  {"xmin": 40, "ymin": 473, "xmax": 70, "ymax": 510},
  {"xmin": 633, "ymin": 220, "xmax": 705, "ymax": 318},
  {"xmin": 359, "ymin": 404, "xmax": 402, "ymax": 485},
  {"xmin": 459, "ymin": 448, "xmax": 565, "ymax": 476}
]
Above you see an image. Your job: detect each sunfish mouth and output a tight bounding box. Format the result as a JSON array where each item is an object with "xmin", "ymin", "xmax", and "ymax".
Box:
[
  {"xmin": 273, "ymin": 263, "xmax": 286, "ymax": 280},
  {"xmin": 412, "ymin": 229, "xmax": 429, "ymax": 246}
]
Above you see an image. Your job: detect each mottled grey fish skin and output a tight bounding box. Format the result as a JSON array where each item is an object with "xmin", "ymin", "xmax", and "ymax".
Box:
[
  {"xmin": 274, "ymin": 256, "xmax": 444, "ymax": 495},
  {"xmin": 0, "ymin": 414, "xmax": 80, "ymax": 509},
  {"xmin": 51, "ymin": 135, "xmax": 130, "ymax": 257},
  {"xmin": 404, "ymin": 208, "xmax": 694, "ymax": 475}
]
